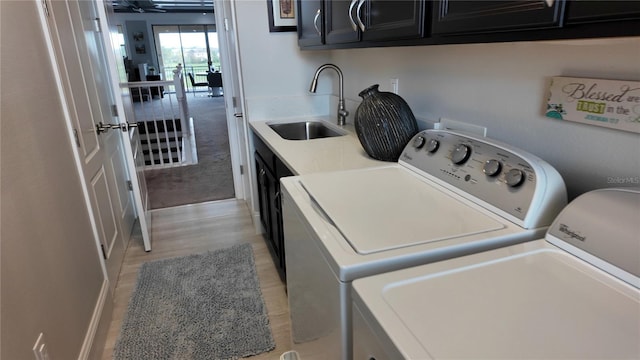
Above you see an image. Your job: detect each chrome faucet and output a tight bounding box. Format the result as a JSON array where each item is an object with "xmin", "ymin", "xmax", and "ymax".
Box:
[{"xmin": 309, "ymin": 64, "xmax": 349, "ymax": 126}]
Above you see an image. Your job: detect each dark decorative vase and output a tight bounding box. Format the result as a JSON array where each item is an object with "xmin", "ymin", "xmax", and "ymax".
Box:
[{"xmin": 354, "ymin": 84, "xmax": 419, "ymax": 162}]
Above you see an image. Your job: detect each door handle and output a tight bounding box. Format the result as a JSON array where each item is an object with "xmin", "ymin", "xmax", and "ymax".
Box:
[
  {"xmin": 120, "ymin": 122, "xmax": 138, "ymax": 132},
  {"xmin": 96, "ymin": 122, "xmax": 111, "ymax": 134},
  {"xmin": 234, "ymin": 113, "xmax": 243, "ymax": 118},
  {"xmin": 96, "ymin": 122, "xmax": 138, "ymax": 135}
]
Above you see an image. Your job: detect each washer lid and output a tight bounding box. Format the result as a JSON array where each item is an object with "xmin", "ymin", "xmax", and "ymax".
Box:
[
  {"xmin": 380, "ymin": 248, "xmax": 640, "ymax": 359},
  {"xmin": 300, "ymin": 166, "xmax": 504, "ymax": 255}
]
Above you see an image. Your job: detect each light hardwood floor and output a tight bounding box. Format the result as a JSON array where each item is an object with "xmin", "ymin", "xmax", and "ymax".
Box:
[{"xmin": 100, "ymin": 199, "xmax": 292, "ymax": 359}]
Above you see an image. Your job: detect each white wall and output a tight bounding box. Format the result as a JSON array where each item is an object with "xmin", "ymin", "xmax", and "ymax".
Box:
[
  {"xmin": 233, "ymin": 1, "xmax": 332, "ymax": 121},
  {"xmin": 328, "ymin": 38, "xmax": 640, "ymax": 199}
]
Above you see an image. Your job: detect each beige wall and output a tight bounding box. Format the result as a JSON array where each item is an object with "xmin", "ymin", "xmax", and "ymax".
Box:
[
  {"xmin": 234, "ymin": 3, "xmax": 639, "ymax": 200},
  {"xmin": 328, "ymin": 38, "xmax": 640, "ymax": 199},
  {"xmin": 1, "ymin": 1, "xmax": 105, "ymax": 359}
]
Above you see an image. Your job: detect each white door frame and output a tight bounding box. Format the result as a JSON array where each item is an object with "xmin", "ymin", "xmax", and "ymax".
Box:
[{"xmin": 214, "ymin": 0, "xmax": 253, "ymax": 205}]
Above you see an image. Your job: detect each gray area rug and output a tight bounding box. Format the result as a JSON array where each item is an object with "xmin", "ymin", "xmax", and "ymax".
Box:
[
  {"xmin": 144, "ymin": 95, "xmax": 235, "ymax": 209},
  {"xmin": 113, "ymin": 243, "xmax": 275, "ymax": 360}
]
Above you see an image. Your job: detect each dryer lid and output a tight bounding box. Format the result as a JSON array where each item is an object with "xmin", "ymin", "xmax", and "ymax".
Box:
[
  {"xmin": 300, "ymin": 166, "xmax": 504, "ymax": 254},
  {"xmin": 377, "ymin": 247, "xmax": 640, "ymax": 359}
]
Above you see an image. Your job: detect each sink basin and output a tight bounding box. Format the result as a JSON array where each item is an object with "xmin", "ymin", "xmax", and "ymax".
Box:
[{"xmin": 268, "ymin": 121, "xmax": 346, "ymax": 140}]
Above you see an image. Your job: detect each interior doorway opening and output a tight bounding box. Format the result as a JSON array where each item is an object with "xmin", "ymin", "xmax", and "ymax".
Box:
[{"xmin": 127, "ymin": 24, "xmax": 235, "ymax": 209}]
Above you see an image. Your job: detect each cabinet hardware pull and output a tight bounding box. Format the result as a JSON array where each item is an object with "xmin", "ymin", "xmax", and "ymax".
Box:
[
  {"xmin": 348, "ymin": 0, "xmax": 358, "ymax": 32},
  {"xmin": 356, "ymin": 0, "xmax": 366, "ymax": 32},
  {"xmin": 313, "ymin": 8, "xmax": 322, "ymax": 36},
  {"xmin": 274, "ymin": 190, "xmax": 281, "ymax": 212}
]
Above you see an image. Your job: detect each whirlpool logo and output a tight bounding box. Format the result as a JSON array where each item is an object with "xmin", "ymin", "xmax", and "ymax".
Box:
[{"xmin": 558, "ymin": 223, "xmax": 586, "ymax": 242}]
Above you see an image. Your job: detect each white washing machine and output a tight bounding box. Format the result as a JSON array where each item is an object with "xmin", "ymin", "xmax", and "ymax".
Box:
[
  {"xmin": 281, "ymin": 129, "xmax": 567, "ymax": 360},
  {"xmin": 352, "ymin": 187, "xmax": 640, "ymax": 359}
]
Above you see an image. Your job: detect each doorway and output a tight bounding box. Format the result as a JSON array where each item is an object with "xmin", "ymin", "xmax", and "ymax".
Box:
[{"xmin": 133, "ymin": 24, "xmax": 235, "ymax": 209}]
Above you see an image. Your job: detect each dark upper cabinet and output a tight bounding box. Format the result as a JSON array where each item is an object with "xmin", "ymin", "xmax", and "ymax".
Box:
[
  {"xmin": 363, "ymin": 0, "xmax": 427, "ymax": 41},
  {"xmin": 298, "ymin": 0, "xmax": 640, "ymax": 49},
  {"xmin": 432, "ymin": 0, "xmax": 565, "ymax": 35},
  {"xmin": 565, "ymin": 0, "xmax": 640, "ymax": 24},
  {"xmin": 324, "ymin": 0, "xmax": 427, "ymax": 44},
  {"xmin": 298, "ymin": 0, "xmax": 325, "ymax": 47},
  {"xmin": 325, "ymin": 0, "xmax": 361, "ymax": 44}
]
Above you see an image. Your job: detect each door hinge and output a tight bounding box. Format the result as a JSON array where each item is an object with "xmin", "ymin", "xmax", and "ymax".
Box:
[
  {"xmin": 41, "ymin": 0, "xmax": 50, "ymax": 16},
  {"xmin": 232, "ymin": 96, "xmax": 237, "ymax": 108},
  {"xmin": 100, "ymin": 244, "xmax": 107, "ymax": 260},
  {"xmin": 72, "ymin": 128, "xmax": 81, "ymax": 148},
  {"xmin": 93, "ymin": 17, "xmax": 102, "ymax": 33},
  {"xmin": 240, "ymin": 165, "xmax": 244, "ymax": 175},
  {"xmin": 127, "ymin": 180, "xmax": 133, "ymax": 191},
  {"xmin": 224, "ymin": 18, "xmax": 230, "ymax": 31},
  {"xmin": 111, "ymin": 104, "xmax": 119, "ymax": 117}
]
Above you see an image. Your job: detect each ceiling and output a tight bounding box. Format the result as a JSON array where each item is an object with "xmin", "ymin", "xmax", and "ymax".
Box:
[{"xmin": 111, "ymin": 0, "xmax": 214, "ymax": 13}]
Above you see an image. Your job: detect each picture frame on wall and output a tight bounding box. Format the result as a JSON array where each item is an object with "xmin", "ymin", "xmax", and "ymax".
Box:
[
  {"xmin": 133, "ymin": 31, "xmax": 144, "ymax": 41},
  {"xmin": 135, "ymin": 44, "xmax": 146, "ymax": 54},
  {"xmin": 267, "ymin": 0, "xmax": 296, "ymax": 32}
]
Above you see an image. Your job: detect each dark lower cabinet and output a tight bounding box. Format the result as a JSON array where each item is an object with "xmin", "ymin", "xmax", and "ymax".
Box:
[{"xmin": 253, "ymin": 133, "xmax": 293, "ymax": 281}]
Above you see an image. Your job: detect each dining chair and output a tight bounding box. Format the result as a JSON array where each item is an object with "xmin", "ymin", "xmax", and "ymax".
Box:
[{"xmin": 187, "ymin": 73, "xmax": 208, "ymax": 96}]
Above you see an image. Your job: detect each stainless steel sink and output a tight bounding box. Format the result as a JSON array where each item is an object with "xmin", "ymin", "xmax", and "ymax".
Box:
[{"xmin": 268, "ymin": 121, "xmax": 346, "ymax": 140}]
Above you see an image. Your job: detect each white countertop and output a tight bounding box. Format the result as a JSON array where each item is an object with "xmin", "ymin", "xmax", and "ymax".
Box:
[{"xmin": 249, "ymin": 117, "xmax": 385, "ymax": 175}]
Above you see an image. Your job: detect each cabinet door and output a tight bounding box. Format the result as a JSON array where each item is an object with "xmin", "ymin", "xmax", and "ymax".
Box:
[
  {"xmin": 274, "ymin": 158, "xmax": 294, "ymax": 276},
  {"xmin": 255, "ymin": 153, "xmax": 273, "ymax": 242},
  {"xmin": 298, "ymin": 0, "xmax": 325, "ymax": 47},
  {"xmin": 565, "ymin": 0, "xmax": 640, "ymax": 24},
  {"xmin": 326, "ymin": 0, "xmax": 361, "ymax": 44},
  {"xmin": 363, "ymin": 0, "xmax": 427, "ymax": 41},
  {"xmin": 433, "ymin": 0, "xmax": 565, "ymax": 35}
]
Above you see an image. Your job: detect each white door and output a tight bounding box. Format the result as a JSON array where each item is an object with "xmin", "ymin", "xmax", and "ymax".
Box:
[
  {"xmin": 40, "ymin": 0, "xmax": 148, "ymax": 292},
  {"xmin": 97, "ymin": 0, "xmax": 153, "ymax": 252},
  {"xmin": 215, "ymin": 0, "xmax": 251, "ymax": 201}
]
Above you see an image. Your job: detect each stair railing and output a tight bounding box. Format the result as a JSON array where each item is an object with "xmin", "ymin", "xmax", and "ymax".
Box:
[{"xmin": 120, "ymin": 64, "xmax": 194, "ymax": 169}]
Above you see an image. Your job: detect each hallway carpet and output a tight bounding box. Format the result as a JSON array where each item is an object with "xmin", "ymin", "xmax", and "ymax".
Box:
[{"xmin": 144, "ymin": 95, "xmax": 235, "ymax": 209}]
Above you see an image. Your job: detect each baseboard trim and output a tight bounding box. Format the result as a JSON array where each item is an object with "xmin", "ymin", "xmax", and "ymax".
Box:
[
  {"xmin": 252, "ymin": 211, "xmax": 263, "ymax": 235},
  {"xmin": 78, "ymin": 279, "xmax": 110, "ymax": 360}
]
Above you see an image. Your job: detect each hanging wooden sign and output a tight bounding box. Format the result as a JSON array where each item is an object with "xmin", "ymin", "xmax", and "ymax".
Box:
[{"xmin": 546, "ymin": 76, "xmax": 640, "ymax": 134}]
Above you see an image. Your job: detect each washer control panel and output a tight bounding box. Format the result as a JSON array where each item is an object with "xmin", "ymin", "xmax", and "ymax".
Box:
[{"xmin": 400, "ymin": 129, "xmax": 543, "ymax": 222}]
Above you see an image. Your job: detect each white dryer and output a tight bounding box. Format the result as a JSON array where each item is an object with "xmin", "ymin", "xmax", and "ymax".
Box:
[
  {"xmin": 352, "ymin": 187, "xmax": 640, "ymax": 359},
  {"xmin": 281, "ymin": 129, "xmax": 567, "ymax": 359}
]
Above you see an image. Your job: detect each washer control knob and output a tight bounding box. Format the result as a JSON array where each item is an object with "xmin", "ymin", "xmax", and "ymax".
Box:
[
  {"xmin": 483, "ymin": 159, "xmax": 502, "ymax": 177},
  {"xmin": 451, "ymin": 144, "xmax": 471, "ymax": 164},
  {"xmin": 505, "ymin": 168, "xmax": 525, "ymax": 187},
  {"xmin": 426, "ymin": 138, "xmax": 440, "ymax": 153},
  {"xmin": 413, "ymin": 135, "xmax": 426, "ymax": 149}
]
